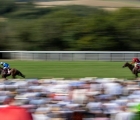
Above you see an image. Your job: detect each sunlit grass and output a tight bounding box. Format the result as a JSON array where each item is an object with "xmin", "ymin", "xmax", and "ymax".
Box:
[{"xmin": 1, "ymin": 60, "xmax": 135, "ymax": 79}]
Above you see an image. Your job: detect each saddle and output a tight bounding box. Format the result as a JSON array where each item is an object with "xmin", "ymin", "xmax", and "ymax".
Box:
[{"xmin": 3, "ymin": 68, "xmax": 11, "ymax": 75}]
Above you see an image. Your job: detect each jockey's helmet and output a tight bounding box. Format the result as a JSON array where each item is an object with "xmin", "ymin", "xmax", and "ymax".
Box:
[{"xmin": 132, "ymin": 58, "xmax": 140, "ymax": 63}]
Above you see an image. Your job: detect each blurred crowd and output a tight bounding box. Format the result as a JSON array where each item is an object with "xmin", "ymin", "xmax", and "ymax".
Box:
[{"xmin": 0, "ymin": 77, "xmax": 140, "ymax": 120}]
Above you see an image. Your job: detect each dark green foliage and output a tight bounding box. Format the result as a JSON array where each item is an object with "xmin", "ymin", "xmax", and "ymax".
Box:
[
  {"xmin": 1, "ymin": 1, "xmax": 140, "ymax": 51},
  {"xmin": 0, "ymin": 0, "xmax": 16, "ymax": 15}
]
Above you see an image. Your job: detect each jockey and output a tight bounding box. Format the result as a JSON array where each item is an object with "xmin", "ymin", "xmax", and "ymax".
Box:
[
  {"xmin": 131, "ymin": 57, "xmax": 140, "ymax": 71},
  {"xmin": 0, "ymin": 62, "xmax": 10, "ymax": 74}
]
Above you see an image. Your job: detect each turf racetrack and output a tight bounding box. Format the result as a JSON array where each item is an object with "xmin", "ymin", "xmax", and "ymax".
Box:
[{"xmin": 0, "ymin": 60, "xmax": 135, "ymax": 80}]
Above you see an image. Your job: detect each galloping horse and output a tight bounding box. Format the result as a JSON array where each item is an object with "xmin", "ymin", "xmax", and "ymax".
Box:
[
  {"xmin": 0, "ymin": 67, "xmax": 25, "ymax": 80},
  {"xmin": 122, "ymin": 62, "xmax": 139, "ymax": 78}
]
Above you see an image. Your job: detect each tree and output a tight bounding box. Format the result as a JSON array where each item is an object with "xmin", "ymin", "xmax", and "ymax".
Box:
[
  {"xmin": 0, "ymin": 21, "xmax": 10, "ymax": 50},
  {"xmin": 0, "ymin": 0, "xmax": 16, "ymax": 15}
]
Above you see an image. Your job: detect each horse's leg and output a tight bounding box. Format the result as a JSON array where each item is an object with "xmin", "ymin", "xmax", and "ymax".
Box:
[
  {"xmin": 134, "ymin": 72, "xmax": 138, "ymax": 78},
  {"xmin": 136, "ymin": 73, "xmax": 138, "ymax": 78},
  {"xmin": 12, "ymin": 75, "xmax": 16, "ymax": 79},
  {"xmin": 2, "ymin": 75, "xmax": 7, "ymax": 81},
  {"xmin": 135, "ymin": 74, "xmax": 138, "ymax": 78}
]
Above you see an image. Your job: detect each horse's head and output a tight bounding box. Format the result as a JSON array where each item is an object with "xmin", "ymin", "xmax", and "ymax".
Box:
[{"xmin": 122, "ymin": 62, "xmax": 130, "ymax": 68}]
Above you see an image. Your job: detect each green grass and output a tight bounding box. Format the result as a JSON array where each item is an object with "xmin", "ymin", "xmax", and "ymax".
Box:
[{"xmin": 0, "ymin": 60, "xmax": 135, "ymax": 80}]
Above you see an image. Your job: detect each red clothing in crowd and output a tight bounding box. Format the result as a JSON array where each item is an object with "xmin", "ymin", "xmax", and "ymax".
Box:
[{"xmin": 0, "ymin": 105, "xmax": 33, "ymax": 120}]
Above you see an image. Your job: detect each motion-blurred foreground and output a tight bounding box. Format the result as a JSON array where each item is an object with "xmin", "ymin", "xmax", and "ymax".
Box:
[{"xmin": 0, "ymin": 77, "xmax": 140, "ymax": 120}]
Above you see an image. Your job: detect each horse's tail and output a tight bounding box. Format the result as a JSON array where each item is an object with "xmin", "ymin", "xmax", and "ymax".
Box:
[{"xmin": 17, "ymin": 70, "xmax": 25, "ymax": 78}]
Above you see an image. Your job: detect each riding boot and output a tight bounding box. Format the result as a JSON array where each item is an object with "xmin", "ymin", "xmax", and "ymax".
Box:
[
  {"xmin": 136, "ymin": 67, "xmax": 139, "ymax": 73},
  {"xmin": 132, "ymin": 68, "xmax": 135, "ymax": 74},
  {"xmin": 4, "ymin": 69, "xmax": 8, "ymax": 74},
  {"xmin": 133, "ymin": 68, "xmax": 137, "ymax": 74},
  {"xmin": 8, "ymin": 69, "xmax": 9, "ymax": 74}
]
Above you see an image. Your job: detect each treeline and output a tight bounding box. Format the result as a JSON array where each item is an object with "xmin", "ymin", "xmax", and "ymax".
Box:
[{"xmin": 0, "ymin": 0, "xmax": 140, "ymax": 51}]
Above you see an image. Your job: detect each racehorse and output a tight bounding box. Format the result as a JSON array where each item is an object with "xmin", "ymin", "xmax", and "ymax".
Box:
[
  {"xmin": 122, "ymin": 62, "xmax": 139, "ymax": 78},
  {"xmin": 0, "ymin": 67, "xmax": 25, "ymax": 80}
]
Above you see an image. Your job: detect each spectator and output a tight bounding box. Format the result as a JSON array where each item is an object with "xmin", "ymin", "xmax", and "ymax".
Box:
[{"xmin": 0, "ymin": 94, "xmax": 33, "ymax": 120}]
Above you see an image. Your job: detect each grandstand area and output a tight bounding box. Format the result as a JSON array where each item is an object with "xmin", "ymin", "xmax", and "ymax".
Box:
[{"xmin": 0, "ymin": 77, "xmax": 140, "ymax": 120}]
